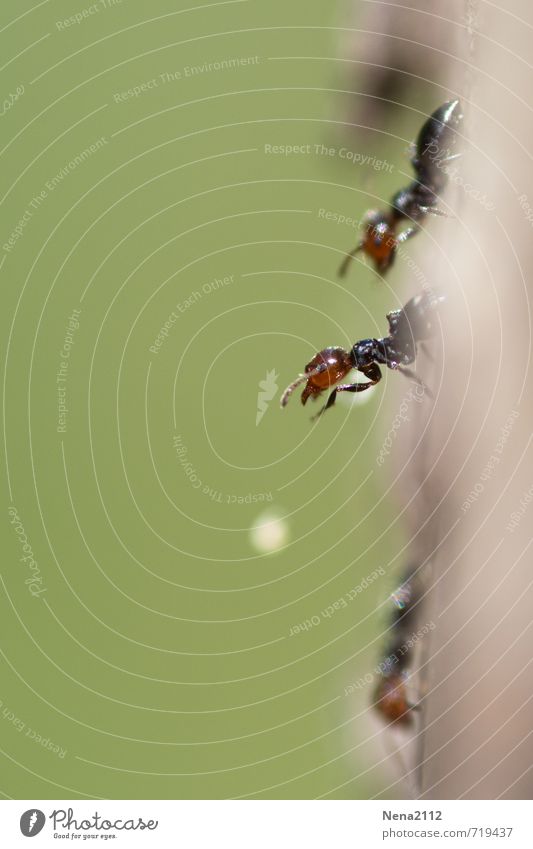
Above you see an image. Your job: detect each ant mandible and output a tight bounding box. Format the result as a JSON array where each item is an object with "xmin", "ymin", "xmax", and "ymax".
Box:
[
  {"xmin": 280, "ymin": 291, "xmax": 442, "ymax": 419},
  {"xmin": 339, "ymin": 100, "xmax": 463, "ymax": 277}
]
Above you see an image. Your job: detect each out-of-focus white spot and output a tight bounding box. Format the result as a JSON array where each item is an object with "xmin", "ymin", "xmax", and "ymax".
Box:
[
  {"xmin": 345, "ymin": 383, "xmax": 375, "ymax": 406},
  {"xmin": 250, "ymin": 509, "xmax": 289, "ymax": 554}
]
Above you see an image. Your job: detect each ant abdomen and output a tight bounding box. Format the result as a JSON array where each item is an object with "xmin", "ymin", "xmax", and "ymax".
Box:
[
  {"xmin": 373, "ymin": 672, "xmax": 415, "ymax": 727},
  {"xmin": 416, "ymin": 99, "xmax": 462, "ymax": 193},
  {"xmin": 300, "ymin": 347, "xmax": 353, "ymax": 405}
]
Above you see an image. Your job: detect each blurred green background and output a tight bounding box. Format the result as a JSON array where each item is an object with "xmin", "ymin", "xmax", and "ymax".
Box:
[{"xmin": 1, "ymin": 0, "xmax": 438, "ymax": 799}]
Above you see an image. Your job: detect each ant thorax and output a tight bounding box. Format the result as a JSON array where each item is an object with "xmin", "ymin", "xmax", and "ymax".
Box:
[
  {"xmin": 351, "ymin": 338, "xmax": 380, "ymax": 369},
  {"xmin": 391, "ymin": 182, "xmax": 436, "ymax": 222}
]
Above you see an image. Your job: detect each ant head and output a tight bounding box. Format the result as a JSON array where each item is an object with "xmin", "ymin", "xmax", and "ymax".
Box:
[{"xmin": 280, "ymin": 346, "xmax": 352, "ymax": 408}]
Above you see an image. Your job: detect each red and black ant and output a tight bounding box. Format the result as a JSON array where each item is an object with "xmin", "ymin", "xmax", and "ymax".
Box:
[
  {"xmin": 280, "ymin": 291, "xmax": 442, "ymax": 419},
  {"xmin": 339, "ymin": 100, "xmax": 463, "ymax": 276},
  {"xmin": 372, "ymin": 573, "xmax": 419, "ymax": 727}
]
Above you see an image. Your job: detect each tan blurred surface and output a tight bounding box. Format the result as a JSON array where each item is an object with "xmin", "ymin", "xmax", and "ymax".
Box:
[
  {"xmin": 350, "ymin": 0, "xmax": 533, "ymax": 799},
  {"xmin": 339, "ymin": 0, "xmax": 465, "ymax": 135}
]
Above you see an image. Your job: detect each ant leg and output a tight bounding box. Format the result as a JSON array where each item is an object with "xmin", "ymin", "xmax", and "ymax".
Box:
[
  {"xmin": 439, "ymin": 153, "xmax": 462, "ymax": 164},
  {"xmin": 361, "ymin": 362, "xmax": 382, "ymax": 383},
  {"xmin": 418, "ymin": 205, "xmax": 450, "ymax": 218},
  {"xmin": 312, "ymin": 365, "xmax": 382, "ymax": 420},
  {"xmin": 338, "ymin": 243, "xmax": 363, "ymax": 277},
  {"xmin": 397, "ymin": 366, "xmax": 433, "ymax": 399},
  {"xmin": 396, "ymin": 227, "xmax": 418, "ymax": 245},
  {"xmin": 311, "ymin": 382, "xmax": 376, "ymax": 421}
]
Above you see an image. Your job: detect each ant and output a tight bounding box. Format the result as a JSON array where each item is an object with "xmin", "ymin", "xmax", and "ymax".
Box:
[
  {"xmin": 372, "ymin": 572, "xmax": 419, "ymax": 727},
  {"xmin": 280, "ymin": 291, "xmax": 442, "ymax": 419},
  {"xmin": 339, "ymin": 100, "xmax": 463, "ymax": 276}
]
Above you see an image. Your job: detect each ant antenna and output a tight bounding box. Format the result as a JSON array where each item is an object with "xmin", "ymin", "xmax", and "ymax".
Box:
[
  {"xmin": 280, "ymin": 364, "xmax": 327, "ymax": 408},
  {"xmin": 338, "ymin": 243, "xmax": 363, "ymax": 278}
]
